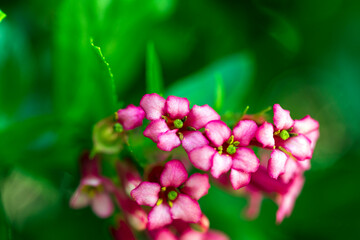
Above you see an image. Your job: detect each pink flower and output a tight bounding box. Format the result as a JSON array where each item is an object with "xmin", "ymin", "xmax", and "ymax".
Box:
[
  {"xmin": 70, "ymin": 153, "xmax": 114, "ymax": 218},
  {"xmin": 115, "ymin": 104, "xmax": 145, "ymax": 130},
  {"xmin": 188, "ymin": 120, "xmax": 260, "ymax": 190},
  {"xmin": 150, "ymin": 216, "xmax": 229, "ymax": 240},
  {"xmin": 256, "ymin": 104, "xmax": 319, "ymax": 179},
  {"xmin": 140, "ymin": 93, "xmax": 220, "ymax": 152},
  {"xmin": 111, "ymin": 219, "xmax": 136, "ymax": 240},
  {"xmin": 131, "ymin": 160, "xmax": 210, "ymax": 230},
  {"xmin": 244, "ymin": 166, "xmax": 305, "ymax": 223}
]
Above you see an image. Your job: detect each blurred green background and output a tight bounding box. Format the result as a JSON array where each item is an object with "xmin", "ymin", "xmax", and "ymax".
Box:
[{"xmin": 1, "ymin": 0, "xmax": 360, "ymax": 239}]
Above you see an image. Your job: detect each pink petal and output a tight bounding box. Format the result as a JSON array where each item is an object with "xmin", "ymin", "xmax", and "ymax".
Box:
[
  {"xmin": 143, "ymin": 119, "xmax": 169, "ymax": 142},
  {"xmin": 181, "ymin": 173, "xmax": 210, "ymax": 200},
  {"xmin": 276, "ymin": 175, "xmax": 304, "ymax": 223},
  {"xmin": 304, "ymin": 129, "xmax": 319, "ymax": 150},
  {"xmin": 268, "ymin": 149, "xmax": 288, "ymax": 179},
  {"xmin": 273, "ymin": 104, "xmax": 294, "ymax": 130},
  {"xmin": 280, "ymin": 159, "xmax": 299, "ymax": 183},
  {"xmin": 148, "ymin": 204, "xmax": 172, "ymax": 230},
  {"xmin": 232, "ymin": 147, "xmax": 260, "ymax": 173},
  {"xmin": 205, "ymin": 120, "xmax": 231, "ymax": 147},
  {"xmin": 117, "ymin": 104, "xmax": 145, "ymax": 130},
  {"xmin": 230, "ymin": 169, "xmax": 251, "ymax": 190},
  {"xmin": 293, "ymin": 115, "xmax": 319, "ymax": 134},
  {"xmin": 188, "ymin": 145, "xmax": 216, "ymax": 171},
  {"xmin": 154, "ymin": 229, "xmax": 177, "ymax": 240},
  {"xmin": 205, "ymin": 230, "xmax": 230, "ymax": 240},
  {"xmin": 165, "ymin": 96, "xmax": 190, "ymax": 119},
  {"xmin": 131, "ymin": 182, "xmax": 161, "ymax": 207},
  {"xmin": 180, "ymin": 230, "xmax": 203, "ymax": 240},
  {"xmin": 160, "ymin": 160, "xmax": 188, "ymax": 188},
  {"xmin": 91, "ymin": 192, "xmax": 114, "ymax": 218},
  {"xmin": 255, "ymin": 122, "xmax": 275, "ymax": 148},
  {"xmin": 111, "ymin": 220, "xmax": 136, "ymax": 240},
  {"xmin": 282, "ymin": 135, "xmax": 312, "ymax": 160},
  {"xmin": 182, "ymin": 131, "xmax": 209, "ymax": 152},
  {"xmin": 298, "ymin": 159, "xmax": 311, "ymax": 170},
  {"xmin": 157, "ymin": 130, "xmax": 181, "ymax": 152},
  {"xmin": 70, "ymin": 188, "xmax": 90, "ymax": 209},
  {"xmin": 233, "ymin": 120, "xmax": 258, "ymax": 146},
  {"xmin": 140, "ymin": 93, "xmax": 166, "ymax": 120},
  {"xmin": 244, "ymin": 189, "xmax": 263, "ymax": 219},
  {"xmin": 211, "ymin": 153, "xmax": 232, "ymax": 178},
  {"xmin": 170, "ymin": 194, "xmax": 201, "ymax": 223},
  {"xmin": 186, "ymin": 105, "xmax": 220, "ymax": 130}
]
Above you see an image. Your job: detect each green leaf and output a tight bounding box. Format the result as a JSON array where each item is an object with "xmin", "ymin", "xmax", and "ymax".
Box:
[
  {"xmin": 146, "ymin": 41, "xmax": 164, "ymax": 95},
  {"xmin": 166, "ymin": 52, "xmax": 255, "ymax": 111},
  {"xmin": 0, "ymin": 10, "xmax": 6, "ymax": 23},
  {"xmin": 214, "ymin": 72, "xmax": 225, "ymax": 112}
]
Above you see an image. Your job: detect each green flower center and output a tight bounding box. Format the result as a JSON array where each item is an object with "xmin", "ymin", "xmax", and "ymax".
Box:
[
  {"xmin": 174, "ymin": 119, "xmax": 183, "ymax": 129},
  {"xmin": 279, "ymin": 129, "xmax": 290, "ymax": 140},
  {"xmin": 167, "ymin": 190, "xmax": 178, "ymax": 201},
  {"xmin": 226, "ymin": 145, "xmax": 237, "ymax": 155}
]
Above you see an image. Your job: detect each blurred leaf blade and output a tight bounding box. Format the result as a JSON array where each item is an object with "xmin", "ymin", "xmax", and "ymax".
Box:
[
  {"xmin": 214, "ymin": 72, "xmax": 225, "ymax": 112},
  {"xmin": 146, "ymin": 41, "xmax": 164, "ymax": 95},
  {"xmin": 0, "ymin": 10, "xmax": 6, "ymax": 22},
  {"xmin": 166, "ymin": 52, "xmax": 255, "ymax": 110}
]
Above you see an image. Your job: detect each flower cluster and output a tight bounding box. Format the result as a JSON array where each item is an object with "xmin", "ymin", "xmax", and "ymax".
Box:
[{"xmin": 70, "ymin": 93, "xmax": 319, "ymax": 239}]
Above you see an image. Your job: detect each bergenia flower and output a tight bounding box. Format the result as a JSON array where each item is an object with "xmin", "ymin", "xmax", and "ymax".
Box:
[
  {"xmin": 244, "ymin": 166, "xmax": 304, "ymax": 223},
  {"xmin": 111, "ymin": 219, "xmax": 136, "ymax": 240},
  {"xmin": 188, "ymin": 120, "xmax": 260, "ymax": 190},
  {"xmin": 131, "ymin": 160, "xmax": 210, "ymax": 230},
  {"xmin": 140, "ymin": 93, "xmax": 220, "ymax": 151},
  {"xmin": 150, "ymin": 215, "xmax": 229, "ymax": 240},
  {"xmin": 115, "ymin": 104, "xmax": 145, "ymax": 130},
  {"xmin": 256, "ymin": 104, "xmax": 319, "ymax": 179},
  {"xmin": 70, "ymin": 153, "xmax": 114, "ymax": 218}
]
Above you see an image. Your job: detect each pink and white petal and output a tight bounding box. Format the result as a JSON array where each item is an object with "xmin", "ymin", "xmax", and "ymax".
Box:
[
  {"xmin": 140, "ymin": 93, "xmax": 166, "ymax": 120},
  {"xmin": 182, "ymin": 131, "xmax": 209, "ymax": 153},
  {"xmin": 182, "ymin": 173, "xmax": 210, "ymax": 200},
  {"xmin": 165, "ymin": 96, "xmax": 190, "ymax": 119},
  {"xmin": 232, "ymin": 147, "xmax": 260, "ymax": 173},
  {"xmin": 211, "ymin": 153, "xmax": 232, "ymax": 178},
  {"xmin": 255, "ymin": 122, "xmax": 275, "ymax": 148},
  {"xmin": 148, "ymin": 204, "xmax": 172, "ymax": 230},
  {"xmin": 298, "ymin": 159, "xmax": 311, "ymax": 170},
  {"xmin": 188, "ymin": 145, "xmax": 216, "ymax": 171},
  {"xmin": 186, "ymin": 105, "xmax": 221, "ymax": 130},
  {"xmin": 233, "ymin": 120, "xmax": 258, "ymax": 146},
  {"xmin": 91, "ymin": 192, "xmax": 114, "ymax": 218},
  {"xmin": 276, "ymin": 175, "xmax": 304, "ymax": 223},
  {"xmin": 160, "ymin": 160, "xmax": 188, "ymax": 188},
  {"xmin": 157, "ymin": 130, "xmax": 181, "ymax": 152},
  {"xmin": 143, "ymin": 119, "xmax": 169, "ymax": 142},
  {"xmin": 180, "ymin": 230, "xmax": 203, "ymax": 240},
  {"xmin": 171, "ymin": 194, "xmax": 202, "ymax": 223},
  {"xmin": 205, "ymin": 120, "xmax": 231, "ymax": 147},
  {"xmin": 70, "ymin": 188, "xmax": 90, "ymax": 209},
  {"xmin": 131, "ymin": 182, "xmax": 161, "ymax": 207},
  {"xmin": 273, "ymin": 104, "xmax": 294, "ymax": 130},
  {"xmin": 230, "ymin": 169, "xmax": 251, "ymax": 190},
  {"xmin": 282, "ymin": 135, "xmax": 312, "ymax": 160},
  {"xmin": 305, "ymin": 130, "xmax": 319, "ymax": 150},
  {"xmin": 244, "ymin": 189, "xmax": 263, "ymax": 219},
  {"xmin": 154, "ymin": 228, "xmax": 177, "ymax": 240},
  {"xmin": 268, "ymin": 149, "xmax": 288, "ymax": 179},
  {"xmin": 117, "ymin": 104, "xmax": 145, "ymax": 130},
  {"xmin": 293, "ymin": 115, "xmax": 319, "ymax": 134},
  {"xmin": 205, "ymin": 230, "xmax": 230, "ymax": 240},
  {"xmin": 280, "ymin": 159, "xmax": 298, "ymax": 183}
]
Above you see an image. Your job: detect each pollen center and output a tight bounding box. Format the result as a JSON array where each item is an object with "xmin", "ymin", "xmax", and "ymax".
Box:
[
  {"xmin": 279, "ymin": 129, "xmax": 290, "ymax": 140},
  {"xmin": 174, "ymin": 119, "xmax": 183, "ymax": 129},
  {"xmin": 168, "ymin": 190, "xmax": 178, "ymax": 201},
  {"xmin": 226, "ymin": 145, "xmax": 236, "ymax": 155}
]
